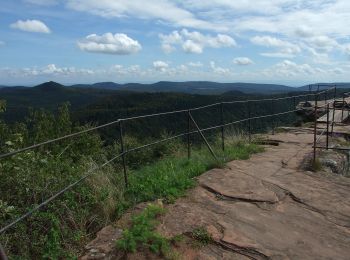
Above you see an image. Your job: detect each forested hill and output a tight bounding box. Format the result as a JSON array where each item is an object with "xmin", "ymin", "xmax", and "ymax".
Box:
[
  {"xmin": 0, "ymin": 81, "xmax": 288, "ymax": 123},
  {"xmin": 6, "ymin": 80, "xmax": 348, "ymax": 140},
  {"xmin": 72, "ymin": 81, "xmax": 295, "ymax": 94},
  {"xmin": 0, "ymin": 81, "xmax": 116, "ymax": 122}
]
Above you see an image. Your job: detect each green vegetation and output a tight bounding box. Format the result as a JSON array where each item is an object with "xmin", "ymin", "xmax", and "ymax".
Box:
[
  {"xmin": 125, "ymin": 139, "xmax": 263, "ymax": 205},
  {"xmin": 0, "ymin": 96, "xmax": 262, "ymax": 259},
  {"xmin": 191, "ymin": 227, "xmax": 213, "ymax": 246},
  {"xmin": 116, "ymin": 204, "xmax": 169, "ymax": 255}
]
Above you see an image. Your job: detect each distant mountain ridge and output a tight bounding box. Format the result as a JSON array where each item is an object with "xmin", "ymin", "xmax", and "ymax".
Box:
[
  {"xmin": 2, "ymin": 80, "xmax": 350, "ymax": 124},
  {"xmin": 71, "ymin": 81, "xmax": 297, "ymax": 94},
  {"xmin": 2, "ymin": 81, "xmax": 350, "ymax": 95}
]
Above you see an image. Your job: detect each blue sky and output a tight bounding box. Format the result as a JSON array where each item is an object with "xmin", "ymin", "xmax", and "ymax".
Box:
[{"xmin": 1, "ymin": 0, "xmax": 350, "ymax": 86}]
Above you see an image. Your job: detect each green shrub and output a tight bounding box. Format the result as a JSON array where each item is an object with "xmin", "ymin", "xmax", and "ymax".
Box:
[
  {"xmin": 191, "ymin": 227, "xmax": 212, "ymax": 246},
  {"xmin": 116, "ymin": 204, "xmax": 169, "ymax": 255}
]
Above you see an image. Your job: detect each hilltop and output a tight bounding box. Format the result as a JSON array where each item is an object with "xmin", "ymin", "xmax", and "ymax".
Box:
[
  {"xmin": 2, "ymin": 81, "xmax": 297, "ymax": 95},
  {"xmin": 71, "ymin": 81, "xmax": 297, "ymax": 95}
]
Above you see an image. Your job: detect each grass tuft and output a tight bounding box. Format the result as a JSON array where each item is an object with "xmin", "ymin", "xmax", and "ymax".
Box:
[
  {"xmin": 116, "ymin": 204, "xmax": 169, "ymax": 255},
  {"xmin": 191, "ymin": 227, "xmax": 212, "ymax": 246}
]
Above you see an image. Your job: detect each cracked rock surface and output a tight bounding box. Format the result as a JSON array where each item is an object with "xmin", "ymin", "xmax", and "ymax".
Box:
[
  {"xmin": 157, "ymin": 132, "xmax": 350, "ymax": 259},
  {"xmin": 81, "ymin": 132, "xmax": 350, "ymax": 259}
]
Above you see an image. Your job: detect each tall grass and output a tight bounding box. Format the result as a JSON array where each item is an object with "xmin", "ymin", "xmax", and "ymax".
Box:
[
  {"xmin": 124, "ymin": 136, "xmax": 263, "ymax": 206},
  {"xmin": 1, "ymin": 119, "xmax": 262, "ymax": 259}
]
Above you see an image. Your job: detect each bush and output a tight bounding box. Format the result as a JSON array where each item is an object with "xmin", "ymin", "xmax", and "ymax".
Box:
[{"xmin": 0, "ymin": 104, "xmax": 121, "ymax": 259}]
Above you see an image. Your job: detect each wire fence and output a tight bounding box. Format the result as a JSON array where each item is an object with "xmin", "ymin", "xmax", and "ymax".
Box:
[
  {"xmin": 313, "ymin": 91, "xmax": 350, "ymax": 158},
  {"xmin": 0, "ymin": 85, "xmax": 339, "ymax": 258}
]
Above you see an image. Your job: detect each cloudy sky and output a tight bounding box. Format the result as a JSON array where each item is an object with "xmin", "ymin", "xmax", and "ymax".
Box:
[{"xmin": 1, "ymin": 0, "xmax": 350, "ymax": 86}]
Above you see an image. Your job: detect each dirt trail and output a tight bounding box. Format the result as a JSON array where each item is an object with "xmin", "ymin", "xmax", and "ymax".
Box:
[{"xmin": 82, "ymin": 131, "xmax": 350, "ymax": 259}]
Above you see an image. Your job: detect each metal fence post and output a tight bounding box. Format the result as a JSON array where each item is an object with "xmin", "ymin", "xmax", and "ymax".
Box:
[
  {"xmin": 326, "ymin": 103, "xmax": 329, "ymax": 150},
  {"xmin": 308, "ymin": 85, "xmax": 312, "ymax": 102},
  {"xmin": 187, "ymin": 110, "xmax": 191, "ymax": 159},
  {"xmin": 313, "ymin": 93, "xmax": 318, "ymax": 163},
  {"xmin": 220, "ymin": 103, "xmax": 225, "ymax": 151},
  {"xmin": 331, "ymin": 100, "xmax": 336, "ymax": 136},
  {"xmin": 188, "ymin": 112, "xmax": 218, "ymax": 162},
  {"xmin": 248, "ymin": 101, "xmax": 251, "ymax": 142},
  {"xmin": 118, "ymin": 120, "xmax": 128, "ymax": 188},
  {"xmin": 342, "ymin": 93, "xmax": 345, "ymax": 121},
  {"xmin": 272, "ymin": 100, "xmax": 275, "ymax": 135}
]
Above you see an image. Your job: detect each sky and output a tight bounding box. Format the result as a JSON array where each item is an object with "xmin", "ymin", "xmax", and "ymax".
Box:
[{"xmin": 1, "ymin": 0, "xmax": 350, "ymax": 86}]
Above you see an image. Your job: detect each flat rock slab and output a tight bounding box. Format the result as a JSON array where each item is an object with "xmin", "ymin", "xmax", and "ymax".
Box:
[
  {"xmin": 157, "ymin": 132, "xmax": 350, "ymax": 259},
  {"xmin": 82, "ymin": 131, "xmax": 350, "ymax": 259}
]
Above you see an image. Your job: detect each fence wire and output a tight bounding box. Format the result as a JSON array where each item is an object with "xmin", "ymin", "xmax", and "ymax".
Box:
[{"xmin": 0, "ymin": 87, "xmax": 337, "ymax": 241}]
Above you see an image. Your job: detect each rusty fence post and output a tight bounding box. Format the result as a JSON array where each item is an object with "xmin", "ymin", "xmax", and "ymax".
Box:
[
  {"xmin": 220, "ymin": 103, "xmax": 225, "ymax": 151},
  {"xmin": 187, "ymin": 110, "xmax": 191, "ymax": 159},
  {"xmin": 326, "ymin": 103, "xmax": 329, "ymax": 150},
  {"xmin": 118, "ymin": 120, "xmax": 128, "ymax": 188},
  {"xmin": 313, "ymin": 93, "xmax": 318, "ymax": 163}
]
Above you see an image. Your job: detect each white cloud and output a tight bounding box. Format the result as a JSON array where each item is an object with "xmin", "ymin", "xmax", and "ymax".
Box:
[
  {"xmin": 294, "ymin": 25, "xmax": 314, "ymax": 38},
  {"xmin": 210, "ymin": 61, "xmax": 231, "ymax": 75},
  {"xmin": 260, "ymin": 52, "xmax": 295, "ymax": 58},
  {"xmin": 233, "ymin": 57, "xmax": 254, "ymax": 65},
  {"xmin": 24, "ymin": 0, "xmax": 58, "ymax": 5},
  {"xmin": 161, "ymin": 43, "xmax": 176, "ymax": 54},
  {"xmin": 159, "ymin": 29, "xmax": 236, "ymax": 54},
  {"xmin": 10, "ymin": 19, "xmax": 51, "ymax": 33},
  {"xmin": 227, "ymin": 1, "xmax": 350, "ymax": 37},
  {"xmin": 40, "ymin": 64, "xmax": 94, "ymax": 75},
  {"xmin": 77, "ymin": 33, "xmax": 142, "ymax": 55},
  {"xmin": 153, "ymin": 60, "xmax": 169, "ymax": 72},
  {"xmin": 66, "ymin": 0, "xmax": 222, "ymax": 31},
  {"xmin": 180, "ymin": 0, "xmax": 292, "ymax": 16},
  {"xmin": 343, "ymin": 44, "xmax": 350, "ymax": 56},
  {"xmin": 251, "ymin": 35, "xmax": 301, "ymax": 58},
  {"xmin": 265, "ymin": 60, "xmax": 321, "ymax": 77},
  {"xmin": 1, "ymin": 64, "xmax": 94, "ymax": 78},
  {"xmin": 109, "ymin": 64, "xmax": 144, "ymax": 76},
  {"xmin": 308, "ymin": 35, "xmax": 339, "ymax": 51},
  {"xmin": 188, "ymin": 61, "xmax": 203, "ymax": 67},
  {"xmin": 182, "ymin": 40, "xmax": 203, "ymax": 54}
]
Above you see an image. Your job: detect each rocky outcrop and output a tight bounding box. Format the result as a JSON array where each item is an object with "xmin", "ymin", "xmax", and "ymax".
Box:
[
  {"xmin": 81, "ymin": 131, "xmax": 350, "ymax": 259},
  {"xmin": 156, "ymin": 132, "xmax": 350, "ymax": 259}
]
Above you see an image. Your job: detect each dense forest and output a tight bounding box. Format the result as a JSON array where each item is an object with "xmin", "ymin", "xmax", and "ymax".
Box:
[{"xmin": 0, "ymin": 81, "xmax": 311, "ymax": 139}]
